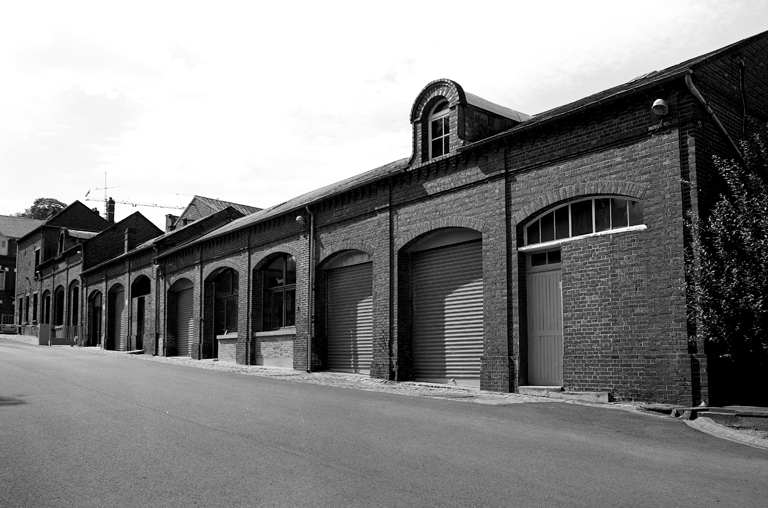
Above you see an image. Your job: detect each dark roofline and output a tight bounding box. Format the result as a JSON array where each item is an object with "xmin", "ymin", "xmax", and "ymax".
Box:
[
  {"xmin": 16, "ymin": 200, "xmax": 106, "ymax": 242},
  {"xmin": 83, "ymin": 207, "xmax": 243, "ymax": 275}
]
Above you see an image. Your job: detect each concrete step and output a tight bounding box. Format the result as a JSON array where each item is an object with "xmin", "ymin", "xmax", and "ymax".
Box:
[{"xmin": 518, "ymin": 386, "xmax": 611, "ymax": 403}]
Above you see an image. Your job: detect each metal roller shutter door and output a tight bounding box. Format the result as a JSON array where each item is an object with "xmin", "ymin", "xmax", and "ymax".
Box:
[
  {"xmin": 327, "ymin": 262, "xmax": 373, "ymax": 373},
  {"xmin": 412, "ymin": 240, "xmax": 483, "ymax": 384},
  {"xmin": 113, "ymin": 290, "xmax": 125, "ymax": 351},
  {"xmin": 176, "ymin": 288, "xmax": 193, "ymax": 357}
]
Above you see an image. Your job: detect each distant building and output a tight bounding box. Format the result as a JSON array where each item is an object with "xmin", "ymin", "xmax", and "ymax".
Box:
[{"xmin": 0, "ymin": 215, "xmax": 44, "ymax": 326}]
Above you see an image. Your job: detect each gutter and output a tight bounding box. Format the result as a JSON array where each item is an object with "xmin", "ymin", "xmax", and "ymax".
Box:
[{"xmin": 684, "ymin": 71, "xmax": 744, "ymax": 163}]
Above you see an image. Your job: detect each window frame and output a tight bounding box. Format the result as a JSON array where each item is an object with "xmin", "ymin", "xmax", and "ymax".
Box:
[
  {"xmin": 428, "ymin": 100, "xmax": 450, "ymax": 159},
  {"xmin": 262, "ymin": 254, "xmax": 296, "ymax": 331},
  {"xmin": 213, "ymin": 268, "xmax": 238, "ymax": 336},
  {"xmin": 521, "ymin": 196, "xmax": 646, "ymax": 251}
]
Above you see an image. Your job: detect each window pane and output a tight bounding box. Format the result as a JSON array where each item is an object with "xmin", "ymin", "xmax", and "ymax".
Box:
[
  {"xmin": 215, "ymin": 298, "xmax": 226, "ymax": 335},
  {"xmin": 443, "ymin": 116, "xmax": 450, "ymax": 134},
  {"xmin": 285, "ymin": 289, "xmax": 295, "ymax": 327},
  {"xmin": 286, "ymin": 256, "xmax": 296, "ymax": 284},
  {"xmin": 266, "ymin": 264, "xmax": 283, "ymax": 289},
  {"xmin": 555, "ymin": 207, "xmax": 569, "ymax": 239},
  {"xmin": 628, "ymin": 200, "xmax": 644, "ymax": 226},
  {"xmin": 274, "ymin": 291, "xmax": 284, "ymax": 329},
  {"xmin": 215, "ymin": 270, "xmax": 231, "ymax": 297},
  {"xmin": 432, "ymin": 139, "xmax": 443, "ymax": 157},
  {"xmin": 531, "ymin": 253, "xmax": 547, "ymax": 266},
  {"xmin": 571, "ymin": 200, "xmax": 593, "ymax": 236},
  {"xmin": 263, "ymin": 290, "xmax": 273, "ymax": 330},
  {"xmin": 443, "ymin": 136, "xmax": 450, "ymax": 154},
  {"xmin": 548, "ymin": 250, "xmax": 561, "ymax": 264},
  {"xmin": 432, "ymin": 119, "xmax": 443, "ymax": 138},
  {"xmin": 540, "ymin": 212, "xmax": 554, "ymax": 242},
  {"xmin": 595, "ymin": 198, "xmax": 610, "ymax": 232},
  {"xmin": 611, "ymin": 198, "xmax": 628, "ymax": 229},
  {"xmin": 526, "ymin": 222, "xmax": 540, "ymax": 245},
  {"xmin": 226, "ymin": 297, "xmax": 238, "ymax": 333}
]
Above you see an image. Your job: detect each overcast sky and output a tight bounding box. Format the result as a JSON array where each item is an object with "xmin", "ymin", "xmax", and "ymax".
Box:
[{"xmin": 1, "ymin": 1, "xmax": 766, "ymax": 228}]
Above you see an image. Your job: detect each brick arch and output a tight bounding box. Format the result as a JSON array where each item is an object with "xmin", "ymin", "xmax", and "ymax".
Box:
[
  {"xmin": 203, "ymin": 261, "xmax": 240, "ymax": 282},
  {"xmin": 396, "ymin": 216, "xmax": 486, "ymax": 251},
  {"xmin": 252, "ymin": 245, "xmax": 301, "ymax": 271},
  {"xmin": 410, "ymin": 79, "xmax": 466, "ymax": 123},
  {"xmin": 317, "ymin": 240, "xmax": 374, "ymax": 268},
  {"xmin": 512, "ymin": 181, "xmax": 650, "ymax": 225}
]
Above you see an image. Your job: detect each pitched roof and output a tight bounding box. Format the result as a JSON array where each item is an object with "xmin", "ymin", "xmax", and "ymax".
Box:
[
  {"xmin": 158, "ymin": 158, "xmax": 409, "ymax": 257},
  {"xmin": 462, "ymin": 29, "xmax": 768, "ymax": 152},
  {"xmin": 159, "ymin": 30, "xmax": 768, "ymax": 254},
  {"xmin": 0, "ymin": 215, "xmax": 45, "ymax": 239},
  {"xmin": 175, "ymin": 195, "xmax": 261, "ymax": 226}
]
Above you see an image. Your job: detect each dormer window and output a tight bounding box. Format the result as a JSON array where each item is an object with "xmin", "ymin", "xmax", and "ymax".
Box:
[{"xmin": 429, "ymin": 100, "xmax": 450, "ymax": 159}]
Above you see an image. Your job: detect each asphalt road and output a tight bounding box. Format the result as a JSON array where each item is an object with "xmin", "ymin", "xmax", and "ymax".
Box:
[{"xmin": 1, "ymin": 338, "xmax": 766, "ymax": 508}]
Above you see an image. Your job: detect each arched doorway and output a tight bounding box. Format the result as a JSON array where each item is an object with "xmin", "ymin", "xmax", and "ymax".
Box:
[
  {"xmin": 168, "ymin": 279, "xmax": 194, "ymax": 357},
  {"xmin": 131, "ymin": 276, "xmax": 151, "ymax": 351},
  {"xmin": 401, "ymin": 228, "xmax": 483, "ymax": 387},
  {"xmin": 322, "ymin": 250, "xmax": 373, "ymax": 374},
  {"xmin": 89, "ymin": 291, "xmax": 103, "ymax": 347},
  {"xmin": 107, "ymin": 284, "xmax": 126, "ymax": 351}
]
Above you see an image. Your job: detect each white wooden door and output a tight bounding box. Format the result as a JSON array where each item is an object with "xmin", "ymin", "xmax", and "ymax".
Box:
[{"xmin": 527, "ymin": 268, "xmax": 563, "ymax": 386}]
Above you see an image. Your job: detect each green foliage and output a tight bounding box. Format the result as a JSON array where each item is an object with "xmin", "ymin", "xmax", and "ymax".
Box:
[
  {"xmin": 14, "ymin": 197, "xmax": 67, "ymax": 220},
  {"xmin": 689, "ymin": 122, "xmax": 768, "ymax": 362}
]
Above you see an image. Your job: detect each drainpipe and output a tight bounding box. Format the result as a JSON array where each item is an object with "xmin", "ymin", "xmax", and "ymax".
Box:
[
  {"xmin": 305, "ymin": 205, "xmax": 315, "ymax": 372},
  {"xmin": 684, "ymin": 71, "xmax": 743, "ymax": 162}
]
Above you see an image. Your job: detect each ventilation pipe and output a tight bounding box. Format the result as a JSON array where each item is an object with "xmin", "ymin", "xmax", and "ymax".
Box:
[{"xmin": 684, "ymin": 72, "xmax": 743, "ymax": 162}]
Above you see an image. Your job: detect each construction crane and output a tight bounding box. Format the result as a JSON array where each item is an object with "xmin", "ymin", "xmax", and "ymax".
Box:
[
  {"xmin": 85, "ymin": 173, "xmax": 185, "ymax": 214},
  {"xmin": 85, "ymin": 196, "xmax": 185, "ymax": 210}
]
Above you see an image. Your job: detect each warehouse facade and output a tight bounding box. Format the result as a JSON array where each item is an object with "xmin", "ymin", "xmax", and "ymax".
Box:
[{"xmin": 17, "ymin": 31, "xmax": 768, "ymax": 405}]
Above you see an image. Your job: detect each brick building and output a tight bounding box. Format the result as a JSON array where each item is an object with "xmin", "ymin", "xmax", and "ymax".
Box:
[
  {"xmin": 16, "ymin": 31, "xmax": 768, "ymax": 405},
  {"xmin": 0, "ymin": 215, "xmax": 44, "ymax": 328}
]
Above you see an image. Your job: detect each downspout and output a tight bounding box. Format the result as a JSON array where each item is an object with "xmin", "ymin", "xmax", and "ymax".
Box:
[
  {"xmin": 153, "ymin": 246, "xmax": 160, "ymax": 356},
  {"xmin": 305, "ymin": 205, "xmax": 315, "ymax": 372},
  {"xmin": 199, "ymin": 245, "xmax": 204, "ymax": 360},
  {"xmin": 246, "ymin": 228, "xmax": 252, "ymax": 365},
  {"xmin": 684, "ymin": 71, "xmax": 744, "ymax": 162}
]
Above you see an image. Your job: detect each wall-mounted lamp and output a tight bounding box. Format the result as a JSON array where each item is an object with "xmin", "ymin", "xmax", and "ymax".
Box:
[
  {"xmin": 296, "ymin": 215, "xmax": 307, "ymax": 226},
  {"xmin": 651, "ymin": 98, "xmax": 669, "ymax": 116}
]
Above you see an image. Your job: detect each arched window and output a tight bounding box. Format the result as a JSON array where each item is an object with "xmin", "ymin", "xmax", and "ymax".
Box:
[
  {"xmin": 263, "ymin": 254, "xmax": 296, "ymax": 330},
  {"xmin": 525, "ymin": 197, "xmax": 644, "ymax": 246},
  {"xmin": 214, "ymin": 269, "xmax": 238, "ymax": 335},
  {"xmin": 429, "ymin": 100, "xmax": 450, "ymax": 159}
]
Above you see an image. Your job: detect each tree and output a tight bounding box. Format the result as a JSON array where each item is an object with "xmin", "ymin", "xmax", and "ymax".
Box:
[
  {"xmin": 689, "ymin": 122, "xmax": 768, "ymax": 404},
  {"xmin": 14, "ymin": 198, "xmax": 67, "ymax": 220}
]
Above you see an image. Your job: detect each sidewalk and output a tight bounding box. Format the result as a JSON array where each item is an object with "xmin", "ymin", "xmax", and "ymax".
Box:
[{"xmin": 4, "ymin": 333, "xmax": 768, "ymax": 449}]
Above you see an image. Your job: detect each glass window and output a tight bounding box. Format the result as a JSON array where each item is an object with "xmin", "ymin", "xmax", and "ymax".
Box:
[
  {"xmin": 555, "ymin": 207, "xmax": 569, "ymax": 239},
  {"xmin": 540, "ymin": 212, "xmax": 555, "ymax": 243},
  {"xmin": 429, "ymin": 100, "xmax": 450, "ymax": 159},
  {"xmin": 525, "ymin": 197, "xmax": 644, "ymax": 246},
  {"xmin": 611, "ymin": 198, "xmax": 628, "ymax": 229},
  {"xmin": 214, "ymin": 269, "xmax": 238, "ymax": 335},
  {"xmin": 571, "ymin": 200, "xmax": 593, "ymax": 237},
  {"xmin": 263, "ymin": 254, "xmax": 296, "ymax": 330},
  {"xmin": 595, "ymin": 198, "xmax": 611, "ymax": 232}
]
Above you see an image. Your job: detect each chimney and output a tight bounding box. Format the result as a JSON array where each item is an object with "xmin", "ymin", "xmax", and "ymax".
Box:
[
  {"xmin": 92, "ymin": 207, "xmax": 100, "ymax": 216},
  {"xmin": 124, "ymin": 227, "xmax": 135, "ymax": 253},
  {"xmin": 165, "ymin": 214, "xmax": 179, "ymax": 232},
  {"xmin": 106, "ymin": 197, "xmax": 115, "ymax": 224}
]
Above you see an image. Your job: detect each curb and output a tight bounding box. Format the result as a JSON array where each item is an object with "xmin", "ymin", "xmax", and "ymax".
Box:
[{"xmin": 684, "ymin": 417, "xmax": 768, "ymax": 450}]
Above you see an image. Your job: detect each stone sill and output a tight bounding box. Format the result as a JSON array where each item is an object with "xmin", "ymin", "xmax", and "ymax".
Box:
[{"xmin": 254, "ymin": 328, "xmax": 296, "ymax": 338}]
